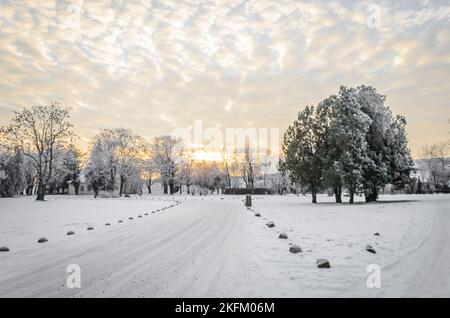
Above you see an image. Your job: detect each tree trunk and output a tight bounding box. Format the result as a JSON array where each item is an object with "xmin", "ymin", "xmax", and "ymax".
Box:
[
  {"xmin": 36, "ymin": 183, "xmax": 46, "ymax": 201},
  {"xmin": 119, "ymin": 176, "xmax": 125, "ymax": 196},
  {"xmin": 365, "ymin": 186, "xmax": 378, "ymax": 202},
  {"xmin": 334, "ymin": 186, "xmax": 342, "ymax": 203},
  {"xmin": 74, "ymin": 181, "xmax": 80, "ymax": 195},
  {"xmin": 311, "ymin": 190, "xmax": 317, "ymax": 204},
  {"xmin": 169, "ymin": 181, "xmax": 174, "ymax": 195},
  {"xmin": 349, "ymin": 183, "xmax": 355, "ymax": 204},
  {"xmin": 147, "ymin": 179, "xmax": 152, "ymax": 194}
]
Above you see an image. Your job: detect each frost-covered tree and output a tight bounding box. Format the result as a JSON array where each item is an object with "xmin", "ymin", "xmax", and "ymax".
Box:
[
  {"xmin": 282, "ymin": 85, "xmax": 413, "ymax": 204},
  {"xmin": 86, "ymin": 128, "xmax": 144, "ymax": 196},
  {"xmin": 0, "ymin": 102, "xmax": 74, "ymax": 200},
  {"xmin": 315, "ymin": 95, "xmax": 341, "ymax": 202},
  {"xmin": 151, "ymin": 135, "xmax": 183, "ymax": 195},
  {"xmin": 282, "ymin": 106, "xmax": 324, "ymax": 203},
  {"xmin": 60, "ymin": 144, "xmax": 84, "ymax": 195},
  {"xmin": 274, "ymin": 158, "xmax": 291, "ymax": 195},
  {"xmin": 114, "ymin": 130, "xmax": 145, "ymax": 196},
  {"xmin": 141, "ymin": 140, "xmax": 158, "ymax": 194},
  {"xmin": 85, "ymin": 137, "xmax": 113, "ymax": 192},
  {"xmin": 46, "ymin": 144, "xmax": 70, "ymax": 194},
  {"xmin": 178, "ymin": 158, "xmax": 194, "ymax": 194},
  {"xmin": 241, "ymin": 138, "xmax": 257, "ymax": 191},
  {"xmin": 356, "ymin": 86, "xmax": 413, "ymax": 202},
  {"xmin": 421, "ymin": 142, "xmax": 449, "ymax": 190},
  {"xmin": 23, "ymin": 156, "xmax": 37, "ymax": 195},
  {"xmin": 192, "ymin": 160, "xmax": 223, "ymax": 194},
  {"xmin": 323, "ymin": 87, "xmax": 372, "ymax": 203},
  {"xmin": 222, "ymin": 148, "xmax": 240, "ymax": 190},
  {"xmin": 0, "ymin": 145, "xmax": 25, "ymax": 197}
]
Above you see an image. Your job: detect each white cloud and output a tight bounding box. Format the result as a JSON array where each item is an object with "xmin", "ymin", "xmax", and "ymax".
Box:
[{"xmin": 0, "ymin": 0, "xmax": 449, "ymax": 155}]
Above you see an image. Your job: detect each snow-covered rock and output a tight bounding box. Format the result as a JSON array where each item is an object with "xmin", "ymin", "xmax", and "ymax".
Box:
[
  {"xmin": 316, "ymin": 259, "xmax": 331, "ymax": 268},
  {"xmin": 289, "ymin": 245, "xmax": 302, "ymax": 253},
  {"xmin": 366, "ymin": 245, "xmax": 376, "ymax": 254}
]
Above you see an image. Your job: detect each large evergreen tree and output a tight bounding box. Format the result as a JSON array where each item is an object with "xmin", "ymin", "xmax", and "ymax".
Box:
[
  {"xmin": 356, "ymin": 86, "xmax": 413, "ymax": 202},
  {"xmin": 282, "ymin": 106, "xmax": 324, "ymax": 203},
  {"xmin": 282, "ymin": 85, "xmax": 413, "ymax": 204},
  {"xmin": 330, "ymin": 86, "xmax": 371, "ymax": 203}
]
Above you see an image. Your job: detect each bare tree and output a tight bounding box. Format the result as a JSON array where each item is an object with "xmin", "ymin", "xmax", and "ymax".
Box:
[
  {"xmin": 152, "ymin": 135, "xmax": 183, "ymax": 195},
  {"xmin": 192, "ymin": 160, "xmax": 223, "ymax": 195},
  {"xmin": 86, "ymin": 128, "xmax": 144, "ymax": 196},
  {"xmin": 240, "ymin": 138, "xmax": 260, "ymax": 192},
  {"xmin": 61, "ymin": 143, "xmax": 84, "ymax": 195},
  {"xmin": 1, "ymin": 102, "xmax": 74, "ymax": 200},
  {"xmin": 141, "ymin": 140, "xmax": 158, "ymax": 194},
  {"xmin": 179, "ymin": 158, "xmax": 194, "ymax": 194},
  {"xmin": 421, "ymin": 142, "xmax": 449, "ymax": 190}
]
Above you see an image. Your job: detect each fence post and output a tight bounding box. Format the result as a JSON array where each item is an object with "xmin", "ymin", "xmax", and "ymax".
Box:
[{"xmin": 245, "ymin": 194, "xmax": 252, "ymax": 207}]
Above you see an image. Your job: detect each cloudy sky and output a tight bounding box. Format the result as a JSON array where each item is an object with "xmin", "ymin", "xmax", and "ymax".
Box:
[{"xmin": 0, "ymin": 0, "xmax": 449, "ymax": 157}]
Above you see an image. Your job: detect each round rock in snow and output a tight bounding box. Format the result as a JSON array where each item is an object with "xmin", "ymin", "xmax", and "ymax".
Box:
[
  {"xmin": 279, "ymin": 233, "xmax": 288, "ymax": 239},
  {"xmin": 366, "ymin": 245, "xmax": 376, "ymax": 254},
  {"xmin": 289, "ymin": 245, "xmax": 302, "ymax": 253},
  {"xmin": 374, "ymin": 232, "xmax": 380, "ymax": 236},
  {"xmin": 255, "ymin": 213, "xmax": 261, "ymax": 217},
  {"xmin": 66, "ymin": 231, "xmax": 75, "ymax": 236},
  {"xmin": 87, "ymin": 227, "xmax": 94, "ymax": 231},
  {"xmin": 138, "ymin": 215, "xmax": 142, "ymax": 218},
  {"xmin": 105, "ymin": 223, "xmax": 111, "ymax": 226},
  {"xmin": 266, "ymin": 221, "xmax": 275, "ymax": 228},
  {"xmin": 37, "ymin": 237, "xmax": 48, "ymax": 243},
  {"xmin": 129, "ymin": 217, "xmax": 134, "ymax": 220},
  {"xmin": 316, "ymin": 259, "xmax": 331, "ymax": 268},
  {"xmin": 0, "ymin": 246, "xmax": 10, "ymax": 252},
  {"xmin": 118, "ymin": 220, "xmax": 123, "ymax": 223}
]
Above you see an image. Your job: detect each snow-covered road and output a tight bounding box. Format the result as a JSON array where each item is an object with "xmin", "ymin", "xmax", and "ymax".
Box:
[
  {"xmin": 0, "ymin": 197, "xmax": 253, "ymax": 297},
  {"xmin": 1, "ymin": 194, "xmax": 449, "ymax": 297}
]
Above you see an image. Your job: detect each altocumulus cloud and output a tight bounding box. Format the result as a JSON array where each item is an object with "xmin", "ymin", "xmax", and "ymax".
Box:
[{"xmin": 0, "ymin": 0, "xmax": 449, "ymax": 155}]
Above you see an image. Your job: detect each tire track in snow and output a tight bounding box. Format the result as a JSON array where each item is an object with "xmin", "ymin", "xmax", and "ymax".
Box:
[{"xmin": 0, "ymin": 198, "xmax": 249, "ymax": 297}]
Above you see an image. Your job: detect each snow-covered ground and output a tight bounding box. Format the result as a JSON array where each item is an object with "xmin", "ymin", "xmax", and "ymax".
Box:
[
  {"xmin": 0, "ymin": 193, "xmax": 449, "ymax": 297},
  {"xmin": 247, "ymin": 194, "xmax": 450, "ymax": 297}
]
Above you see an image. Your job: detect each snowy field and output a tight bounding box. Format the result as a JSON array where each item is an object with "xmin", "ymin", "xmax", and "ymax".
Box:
[{"xmin": 0, "ymin": 193, "xmax": 449, "ymax": 297}]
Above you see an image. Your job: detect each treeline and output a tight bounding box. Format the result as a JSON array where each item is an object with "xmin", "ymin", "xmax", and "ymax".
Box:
[
  {"xmin": 281, "ymin": 85, "xmax": 414, "ymax": 203},
  {"xmin": 0, "ymin": 103, "xmax": 285, "ymax": 200},
  {"xmin": 418, "ymin": 142, "xmax": 450, "ymax": 193}
]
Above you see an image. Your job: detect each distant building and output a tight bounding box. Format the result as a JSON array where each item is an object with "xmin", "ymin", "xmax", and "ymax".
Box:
[{"xmin": 67, "ymin": 175, "xmax": 93, "ymax": 195}]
